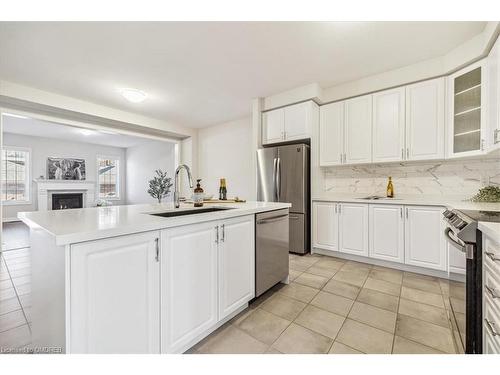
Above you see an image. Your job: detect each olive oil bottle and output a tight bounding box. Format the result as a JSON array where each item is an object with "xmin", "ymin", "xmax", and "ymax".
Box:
[
  {"xmin": 386, "ymin": 176, "xmax": 394, "ymax": 198},
  {"xmin": 219, "ymin": 178, "xmax": 227, "ymax": 200}
]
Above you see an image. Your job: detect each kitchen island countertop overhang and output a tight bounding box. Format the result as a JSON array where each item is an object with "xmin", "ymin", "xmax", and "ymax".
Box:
[{"xmin": 18, "ymin": 201, "xmax": 292, "ymax": 246}]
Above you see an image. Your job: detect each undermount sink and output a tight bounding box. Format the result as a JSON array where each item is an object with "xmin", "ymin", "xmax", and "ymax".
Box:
[
  {"xmin": 360, "ymin": 196, "xmax": 401, "ymax": 200},
  {"xmin": 149, "ymin": 207, "xmax": 234, "ymax": 218}
]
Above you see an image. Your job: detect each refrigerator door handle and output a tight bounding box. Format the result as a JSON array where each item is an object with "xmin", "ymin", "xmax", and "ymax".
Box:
[
  {"xmin": 272, "ymin": 157, "xmax": 278, "ymax": 201},
  {"xmin": 276, "ymin": 157, "xmax": 281, "ymax": 201}
]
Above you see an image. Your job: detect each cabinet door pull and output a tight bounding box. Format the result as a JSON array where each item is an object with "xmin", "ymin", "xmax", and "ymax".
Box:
[
  {"xmin": 155, "ymin": 238, "xmax": 159, "ymax": 262},
  {"xmin": 400, "ymin": 207, "xmax": 403, "ymax": 219},
  {"xmin": 486, "ymin": 285, "xmax": 499, "ymax": 299},
  {"xmin": 401, "ymin": 148, "xmax": 404, "ymax": 160},
  {"xmin": 406, "ymin": 148, "xmax": 410, "ymax": 159},
  {"xmin": 340, "ymin": 153, "xmax": 343, "ymax": 164},
  {"xmin": 485, "ymin": 318, "xmax": 499, "ymax": 337},
  {"xmin": 486, "ymin": 252, "xmax": 500, "ymax": 262},
  {"xmin": 215, "ymin": 226, "xmax": 219, "ymax": 243},
  {"xmin": 338, "ymin": 204, "xmax": 342, "ymax": 214},
  {"xmin": 481, "ymin": 139, "xmax": 485, "ymax": 151},
  {"xmin": 221, "ymin": 224, "xmax": 225, "ymax": 242},
  {"xmin": 334, "ymin": 204, "xmax": 337, "ymax": 214},
  {"xmin": 405, "ymin": 207, "xmax": 408, "ymax": 219}
]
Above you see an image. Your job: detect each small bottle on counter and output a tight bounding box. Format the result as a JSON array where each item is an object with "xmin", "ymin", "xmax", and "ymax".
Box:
[
  {"xmin": 219, "ymin": 178, "xmax": 227, "ymax": 200},
  {"xmin": 193, "ymin": 179, "xmax": 204, "ymax": 207},
  {"xmin": 386, "ymin": 176, "xmax": 394, "ymax": 198}
]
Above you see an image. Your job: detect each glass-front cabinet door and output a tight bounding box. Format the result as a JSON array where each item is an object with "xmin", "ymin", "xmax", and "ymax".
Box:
[{"xmin": 447, "ymin": 59, "xmax": 487, "ymax": 157}]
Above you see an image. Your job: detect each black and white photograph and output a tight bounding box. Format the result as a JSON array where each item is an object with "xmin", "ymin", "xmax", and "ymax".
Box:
[{"xmin": 47, "ymin": 157, "xmax": 86, "ymax": 180}]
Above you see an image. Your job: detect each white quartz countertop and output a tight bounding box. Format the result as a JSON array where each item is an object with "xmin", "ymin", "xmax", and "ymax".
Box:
[
  {"xmin": 479, "ymin": 222, "xmax": 500, "ymax": 242},
  {"xmin": 312, "ymin": 194, "xmax": 500, "ymax": 212},
  {"xmin": 18, "ymin": 201, "xmax": 291, "ymax": 246}
]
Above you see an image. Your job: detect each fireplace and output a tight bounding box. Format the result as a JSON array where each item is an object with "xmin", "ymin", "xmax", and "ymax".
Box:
[{"xmin": 52, "ymin": 193, "xmax": 84, "ymax": 210}]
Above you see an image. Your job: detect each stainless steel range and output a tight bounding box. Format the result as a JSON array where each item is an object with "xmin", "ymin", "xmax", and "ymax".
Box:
[{"xmin": 443, "ymin": 209, "xmax": 483, "ymax": 354}]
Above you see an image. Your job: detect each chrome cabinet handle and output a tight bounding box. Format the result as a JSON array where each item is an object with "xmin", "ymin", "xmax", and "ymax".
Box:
[
  {"xmin": 485, "ymin": 318, "xmax": 499, "ymax": 337},
  {"xmin": 155, "ymin": 238, "xmax": 159, "ymax": 262},
  {"xmin": 257, "ymin": 214, "xmax": 289, "ymax": 224},
  {"xmin": 400, "ymin": 207, "xmax": 403, "ymax": 219},
  {"xmin": 406, "ymin": 148, "xmax": 410, "ymax": 159},
  {"xmin": 405, "ymin": 207, "xmax": 408, "ymax": 219},
  {"xmin": 401, "ymin": 148, "xmax": 404, "ymax": 160},
  {"xmin": 486, "ymin": 252, "xmax": 500, "ymax": 262},
  {"xmin": 338, "ymin": 204, "xmax": 342, "ymax": 214},
  {"xmin": 215, "ymin": 225, "xmax": 219, "ymax": 243},
  {"xmin": 272, "ymin": 158, "xmax": 278, "ymax": 201},
  {"xmin": 486, "ymin": 285, "xmax": 499, "ymax": 299},
  {"xmin": 340, "ymin": 153, "xmax": 343, "ymax": 164},
  {"xmin": 334, "ymin": 204, "xmax": 337, "ymax": 214},
  {"xmin": 221, "ymin": 224, "xmax": 225, "ymax": 242}
]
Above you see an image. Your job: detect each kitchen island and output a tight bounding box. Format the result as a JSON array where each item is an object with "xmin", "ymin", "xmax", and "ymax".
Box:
[{"xmin": 18, "ymin": 201, "xmax": 291, "ymax": 354}]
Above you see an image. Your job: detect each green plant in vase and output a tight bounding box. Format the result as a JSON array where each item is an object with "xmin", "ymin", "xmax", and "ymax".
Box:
[
  {"xmin": 470, "ymin": 186, "xmax": 500, "ymax": 203},
  {"xmin": 148, "ymin": 169, "xmax": 173, "ymax": 203}
]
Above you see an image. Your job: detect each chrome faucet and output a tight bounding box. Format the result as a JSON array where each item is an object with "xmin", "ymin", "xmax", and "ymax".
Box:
[{"xmin": 174, "ymin": 164, "xmax": 193, "ymax": 208}]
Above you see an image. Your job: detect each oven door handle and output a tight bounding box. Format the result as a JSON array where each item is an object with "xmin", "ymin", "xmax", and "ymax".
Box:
[{"xmin": 444, "ymin": 228, "xmax": 466, "ymax": 252}]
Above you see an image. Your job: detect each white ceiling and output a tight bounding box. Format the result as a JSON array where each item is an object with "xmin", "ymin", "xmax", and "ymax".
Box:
[
  {"xmin": 2, "ymin": 115, "xmax": 159, "ymax": 148},
  {"xmin": 0, "ymin": 22, "xmax": 486, "ymax": 128}
]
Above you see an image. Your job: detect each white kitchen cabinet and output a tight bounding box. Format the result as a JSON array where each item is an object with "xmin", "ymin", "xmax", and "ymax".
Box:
[
  {"xmin": 447, "ymin": 59, "xmax": 488, "ymax": 158},
  {"xmin": 262, "ymin": 101, "xmax": 318, "ymax": 145},
  {"xmin": 262, "ymin": 108, "xmax": 285, "ymax": 145},
  {"xmin": 161, "ymin": 220, "xmax": 218, "ymax": 354},
  {"xmin": 404, "ymin": 205, "xmax": 446, "ymax": 271},
  {"xmin": 339, "ymin": 203, "xmax": 369, "ymax": 257},
  {"xmin": 218, "ymin": 215, "xmax": 255, "ymax": 320},
  {"xmin": 406, "ymin": 78, "xmax": 445, "ymax": 161},
  {"xmin": 369, "ymin": 204, "xmax": 404, "ymax": 264},
  {"xmin": 319, "ymin": 102, "xmax": 344, "ymax": 166},
  {"xmin": 70, "ymin": 231, "xmax": 160, "ymax": 354},
  {"xmin": 312, "ymin": 201, "xmax": 339, "ymax": 252},
  {"xmin": 344, "ymin": 95, "xmax": 373, "ymax": 164},
  {"xmin": 488, "ymin": 35, "xmax": 500, "ymax": 150},
  {"xmin": 372, "ymin": 88, "xmax": 406, "ymax": 163}
]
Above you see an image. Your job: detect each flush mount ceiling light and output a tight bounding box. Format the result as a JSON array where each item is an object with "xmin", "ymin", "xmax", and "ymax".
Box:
[
  {"xmin": 120, "ymin": 88, "xmax": 147, "ymax": 103},
  {"xmin": 79, "ymin": 129, "xmax": 95, "ymax": 136}
]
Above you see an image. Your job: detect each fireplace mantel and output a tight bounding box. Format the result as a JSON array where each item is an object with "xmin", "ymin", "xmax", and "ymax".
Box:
[{"xmin": 34, "ymin": 179, "xmax": 96, "ymax": 211}]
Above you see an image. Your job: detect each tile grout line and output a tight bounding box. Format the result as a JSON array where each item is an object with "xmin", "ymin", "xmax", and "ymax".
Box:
[
  {"xmin": 0, "ymin": 252, "xmax": 31, "ymax": 334},
  {"xmin": 391, "ymin": 280, "xmax": 403, "ymax": 353}
]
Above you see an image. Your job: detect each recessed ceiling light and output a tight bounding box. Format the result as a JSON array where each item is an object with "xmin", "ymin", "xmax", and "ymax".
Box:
[
  {"xmin": 120, "ymin": 88, "xmax": 147, "ymax": 103},
  {"xmin": 3, "ymin": 113, "xmax": 29, "ymax": 119},
  {"xmin": 79, "ymin": 129, "xmax": 95, "ymax": 136}
]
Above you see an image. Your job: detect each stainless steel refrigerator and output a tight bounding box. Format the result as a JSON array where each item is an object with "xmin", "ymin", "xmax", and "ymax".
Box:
[{"xmin": 257, "ymin": 144, "xmax": 310, "ymax": 254}]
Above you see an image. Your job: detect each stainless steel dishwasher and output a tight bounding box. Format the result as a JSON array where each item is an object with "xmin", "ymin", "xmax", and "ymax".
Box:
[{"xmin": 255, "ymin": 208, "xmax": 289, "ymax": 297}]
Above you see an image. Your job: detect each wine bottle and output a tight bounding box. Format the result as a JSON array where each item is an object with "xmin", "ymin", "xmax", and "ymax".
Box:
[
  {"xmin": 219, "ymin": 178, "xmax": 227, "ymax": 200},
  {"xmin": 193, "ymin": 179, "xmax": 204, "ymax": 207},
  {"xmin": 386, "ymin": 176, "xmax": 394, "ymax": 198}
]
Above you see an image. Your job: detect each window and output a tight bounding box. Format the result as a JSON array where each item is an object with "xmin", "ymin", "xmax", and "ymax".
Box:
[
  {"xmin": 97, "ymin": 157, "xmax": 120, "ymax": 199},
  {"xmin": 1, "ymin": 148, "xmax": 31, "ymax": 203}
]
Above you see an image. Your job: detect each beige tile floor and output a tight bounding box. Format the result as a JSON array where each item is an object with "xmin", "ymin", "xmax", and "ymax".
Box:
[
  {"xmin": 191, "ymin": 253, "xmax": 458, "ymax": 354},
  {"xmin": 0, "ymin": 236, "xmax": 458, "ymax": 354}
]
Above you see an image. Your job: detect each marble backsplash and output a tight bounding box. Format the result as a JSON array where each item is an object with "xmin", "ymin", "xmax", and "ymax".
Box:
[{"xmin": 321, "ymin": 156, "xmax": 500, "ymax": 199}]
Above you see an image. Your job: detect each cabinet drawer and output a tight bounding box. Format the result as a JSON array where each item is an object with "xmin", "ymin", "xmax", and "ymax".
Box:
[
  {"xmin": 485, "ymin": 237, "xmax": 500, "ymax": 276},
  {"xmin": 484, "ymin": 292, "xmax": 500, "ymax": 351},
  {"xmin": 484, "ymin": 261, "xmax": 500, "ymax": 312}
]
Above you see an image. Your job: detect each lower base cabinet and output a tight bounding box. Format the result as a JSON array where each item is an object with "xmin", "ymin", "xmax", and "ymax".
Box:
[
  {"xmin": 312, "ymin": 201, "xmax": 447, "ymax": 272},
  {"xmin": 70, "ymin": 231, "xmax": 161, "ymax": 354},
  {"xmin": 161, "ymin": 215, "xmax": 255, "ymax": 354},
  {"xmin": 404, "ymin": 205, "xmax": 446, "ymax": 271},
  {"xmin": 161, "ymin": 220, "xmax": 219, "ymax": 354},
  {"xmin": 369, "ymin": 204, "xmax": 404, "ymax": 264},
  {"xmin": 339, "ymin": 203, "xmax": 369, "ymax": 256}
]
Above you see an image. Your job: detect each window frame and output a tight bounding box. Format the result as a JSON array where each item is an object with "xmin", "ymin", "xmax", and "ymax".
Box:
[
  {"xmin": 96, "ymin": 155, "xmax": 121, "ymax": 201},
  {"xmin": 1, "ymin": 146, "xmax": 32, "ymax": 206}
]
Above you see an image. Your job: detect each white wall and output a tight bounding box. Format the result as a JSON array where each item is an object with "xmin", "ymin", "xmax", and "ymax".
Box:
[
  {"xmin": 198, "ymin": 117, "xmax": 254, "ymax": 200},
  {"xmin": 125, "ymin": 139, "xmax": 177, "ymax": 204},
  {"xmin": 2, "ymin": 132, "xmax": 127, "ymax": 220}
]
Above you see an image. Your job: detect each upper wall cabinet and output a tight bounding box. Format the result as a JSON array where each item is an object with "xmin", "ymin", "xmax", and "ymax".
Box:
[
  {"xmin": 447, "ymin": 59, "xmax": 487, "ymax": 158},
  {"xmin": 488, "ymin": 36, "xmax": 500, "ymax": 150},
  {"xmin": 344, "ymin": 95, "xmax": 373, "ymax": 164},
  {"xmin": 405, "ymin": 78, "xmax": 445, "ymax": 161},
  {"xmin": 372, "ymin": 87, "xmax": 405, "ymax": 163},
  {"xmin": 262, "ymin": 101, "xmax": 318, "ymax": 145},
  {"xmin": 319, "ymin": 101, "xmax": 344, "ymax": 166}
]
